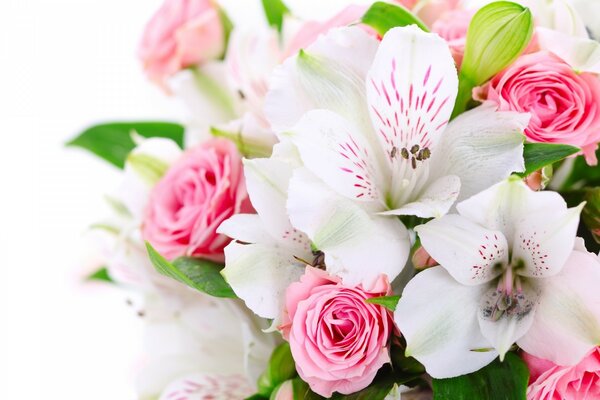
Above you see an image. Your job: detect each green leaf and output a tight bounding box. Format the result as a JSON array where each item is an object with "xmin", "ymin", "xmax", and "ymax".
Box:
[
  {"xmin": 432, "ymin": 352, "xmax": 529, "ymax": 400},
  {"xmin": 519, "ymin": 143, "xmax": 580, "ymax": 177},
  {"xmin": 67, "ymin": 122, "xmax": 184, "ymax": 168},
  {"xmin": 245, "ymin": 395, "xmax": 269, "ymax": 400},
  {"xmin": 217, "ymin": 5, "xmax": 234, "ymax": 57},
  {"xmin": 262, "ymin": 0, "xmax": 290, "ymax": 32},
  {"xmin": 86, "ymin": 267, "xmax": 114, "ymax": 283},
  {"xmin": 453, "ymin": 1, "xmax": 533, "ymax": 117},
  {"xmin": 258, "ymin": 343, "xmax": 297, "ymax": 396},
  {"xmin": 291, "ymin": 378, "xmax": 325, "ymax": 400},
  {"xmin": 361, "ymin": 1, "xmax": 429, "ymax": 36},
  {"xmin": 559, "ymin": 148, "xmax": 600, "ymax": 190},
  {"xmin": 145, "ymin": 242, "xmax": 236, "ymax": 298},
  {"xmin": 365, "ymin": 295, "xmax": 401, "ymax": 311}
]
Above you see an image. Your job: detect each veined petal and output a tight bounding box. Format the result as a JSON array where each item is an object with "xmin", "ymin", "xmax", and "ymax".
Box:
[
  {"xmin": 415, "ymin": 215, "xmax": 508, "ymax": 286},
  {"xmin": 456, "ymin": 179, "xmax": 568, "ymax": 244},
  {"xmin": 429, "ymin": 103, "xmax": 527, "ymax": 203},
  {"xmin": 287, "ymin": 168, "xmax": 410, "ymax": 285},
  {"xmin": 243, "ymin": 157, "xmax": 311, "ymax": 254},
  {"xmin": 284, "ymin": 109, "xmax": 385, "ymax": 203},
  {"xmin": 537, "ymin": 27, "xmax": 600, "ymax": 74},
  {"xmin": 395, "ymin": 267, "xmax": 497, "ymax": 379},
  {"xmin": 265, "ymin": 27, "xmax": 378, "ymax": 133},
  {"xmin": 381, "ymin": 174, "xmax": 461, "ymax": 218},
  {"xmin": 366, "ymin": 25, "xmax": 458, "ymax": 171},
  {"xmin": 478, "ymin": 283, "xmax": 539, "ymax": 360},
  {"xmin": 513, "ymin": 204, "xmax": 583, "ymax": 278},
  {"xmin": 217, "ymin": 214, "xmax": 272, "ymax": 244},
  {"xmin": 518, "ymin": 248, "xmax": 600, "ymax": 365},
  {"xmin": 221, "ymin": 241, "xmax": 305, "ymax": 321}
]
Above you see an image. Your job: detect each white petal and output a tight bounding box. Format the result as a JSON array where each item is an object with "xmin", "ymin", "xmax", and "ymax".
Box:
[
  {"xmin": 478, "ymin": 283, "xmax": 539, "ymax": 359},
  {"xmin": 512, "ymin": 203, "xmax": 583, "ymax": 278},
  {"xmin": 243, "ymin": 157, "xmax": 310, "ymax": 254},
  {"xmin": 382, "ymin": 174, "xmax": 461, "ymax": 218},
  {"xmin": 217, "ymin": 214, "xmax": 272, "ymax": 244},
  {"xmin": 284, "ymin": 109, "xmax": 385, "ymax": 202},
  {"xmin": 395, "ymin": 267, "xmax": 497, "ymax": 379},
  {"xmin": 415, "ymin": 215, "xmax": 508, "ymax": 285},
  {"xmin": 518, "ymin": 248, "xmax": 600, "ymax": 365},
  {"xmin": 366, "ymin": 25, "xmax": 458, "ymax": 164},
  {"xmin": 430, "ymin": 103, "xmax": 527, "ymax": 202},
  {"xmin": 221, "ymin": 241, "xmax": 305, "ymax": 320},
  {"xmin": 537, "ymin": 27, "xmax": 600, "ymax": 73},
  {"xmin": 158, "ymin": 373, "xmax": 253, "ymax": 400},
  {"xmin": 456, "ymin": 179, "xmax": 568, "ymax": 244},
  {"xmin": 265, "ymin": 27, "xmax": 378, "ymax": 132},
  {"xmin": 287, "ymin": 168, "xmax": 410, "ymax": 285}
]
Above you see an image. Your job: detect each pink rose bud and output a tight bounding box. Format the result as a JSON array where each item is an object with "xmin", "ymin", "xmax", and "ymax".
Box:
[
  {"xmin": 523, "ymin": 348, "xmax": 600, "ymax": 399},
  {"xmin": 142, "ymin": 139, "xmax": 252, "ymax": 261},
  {"xmin": 272, "ymin": 380, "xmax": 294, "ymax": 400},
  {"xmin": 524, "ymin": 170, "xmax": 543, "ymax": 191},
  {"xmin": 412, "ymin": 246, "xmax": 439, "ymax": 270},
  {"xmin": 280, "ymin": 267, "xmax": 394, "ymax": 397},
  {"xmin": 478, "ymin": 51, "xmax": 600, "ymax": 165},
  {"xmin": 138, "ymin": 0, "xmax": 225, "ymax": 86}
]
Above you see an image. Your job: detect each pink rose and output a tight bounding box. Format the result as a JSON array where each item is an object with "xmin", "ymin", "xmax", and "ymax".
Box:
[
  {"xmin": 138, "ymin": 0, "xmax": 224, "ymax": 85},
  {"xmin": 281, "ymin": 267, "xmax": 394, "ymax": 397},
  {"xmin": 478, "ymin": 51, "xmax": 600, "ymax": 164},
  {"xmin": 431, "ymin": 9, "xmax": 475, "ymax": 67},
  {"xmin": 523, "ymin": 348, "xmax": 600, "ymax": 399},
  {"xmin": 142, "ymin": 139, "xmax": 252, "ymax": 261},
  {"xmin": 394, "ymin": 0, "xmax": 419, "ymax": 9}
]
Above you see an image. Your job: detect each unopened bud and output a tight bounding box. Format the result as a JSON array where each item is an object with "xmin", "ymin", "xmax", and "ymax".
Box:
[{"xmin": 412, "ymin": 246, "xmax": 438, "ymax": 270}]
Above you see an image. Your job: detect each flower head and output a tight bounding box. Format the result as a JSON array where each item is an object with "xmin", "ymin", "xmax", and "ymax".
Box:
[
  {"xmin": 281, "ymin": 266, "xmax": 394, "ymax": 397},
  {"xmin": 142, "ymin": 139, "xmax": 252, "ymax": 261},
  {"xmin": 396, "ymin": 178, "xmax": 600, "ymax": 378}
]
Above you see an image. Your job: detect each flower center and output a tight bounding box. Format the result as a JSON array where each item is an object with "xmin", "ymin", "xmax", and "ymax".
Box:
[{"xmin": 481, "ymin": 265, "xmax": 534, "ymax": 322}]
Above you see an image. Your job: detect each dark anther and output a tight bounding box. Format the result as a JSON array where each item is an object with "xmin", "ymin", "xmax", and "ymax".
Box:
[
  {"xmin": 390, "ymin": 146, "xmax": 398, "ymax": 158},
  {"xmin": 421, "ymin": 148, "xmax": 431, "ymax": 160},
  {"xmin": 400, "ymin": 148, "xmax": 409, "ymax": 159},
  {"xmin": 411, "ymin": 157, "xmax": 417, "ymax": 169},
  {"xmin": 238, "ymin": 90, "xmax": 246, "ymax": 100},
  {"xmin": 312, "ymin": 250, "xmax": 326, "ymax": 269},
  {"xmin": 410, "ymin": 144, "xmax": 420, "ymax": 154}
]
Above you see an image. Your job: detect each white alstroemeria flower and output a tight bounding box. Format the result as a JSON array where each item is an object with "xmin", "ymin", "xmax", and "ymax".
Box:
[
  {"xmin": 265, "ymin": 26, "xmax": 527, "ymax": 284},
  {"xmin": 395, "ymin": 178, "xmax": 600, "ymax": 378},
  {"xmin": 137, "ymin": 290, "xmax": 275, "ymax": 400},
  {"xmin": 218, "ymin": 142, "xmax": 312, "ymax": 324}
]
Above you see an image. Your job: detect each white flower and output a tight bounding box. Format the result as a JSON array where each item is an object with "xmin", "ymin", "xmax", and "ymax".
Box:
[
  {"xmin": 395, "ymin": 178, "xmax": 600, "ymax": 378},
  {"xmin": 218, "ymin": 142, "xmax": 312, "ymax": 324},
  {"xmin": 265, "ymin": 25, "xmax": 528, "ymax": 284},
  {"xmin": 137, "ymin": 290, "xmax": 275, "ymax": 400}
]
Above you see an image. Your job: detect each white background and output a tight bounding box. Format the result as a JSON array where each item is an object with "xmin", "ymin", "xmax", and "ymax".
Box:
[{"xmin": 0, "ymin": 0, "xmax": 371, "ymax": 398}]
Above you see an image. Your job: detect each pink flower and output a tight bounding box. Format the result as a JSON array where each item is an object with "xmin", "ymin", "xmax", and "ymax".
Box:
[
  {"xmin": 431, "ymin": 9, "xmax": 475, "ymax": 67},
  {"xmin": 284, "ymin": 5, "xmax": 370, "ymax": 59},
  {"xmin": 138, "ymin": 0, "xmax": 224, "ymax": 85},
  {"xmin": 394, "ymin": 0, "xmax": 419, "ymax": 9},
  {"xmin": 523, "ymin": 348, "xmax": 600, "ymax": 400},
  {"xmin": 281, "ymin": 267, "xmax": 394, "ymax": 397},
  {"xmin": 142, "ymin": 139, "xmax": 252, "ymax": 261},
  {"xmin": 478, "ymin": 51, "xmax": 600, "ymax": 165}
]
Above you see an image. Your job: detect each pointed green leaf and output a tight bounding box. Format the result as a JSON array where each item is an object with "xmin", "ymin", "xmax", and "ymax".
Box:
[
  {"xmin": 86, "ymin": 267, "xmax": 114, "ymax": 283},
  {"xmin": 519, "ymin": 143, "xmax": 580, "ymax": 177},
  {"xmin": 145, "ymin": 242, "xmax": 236, "ymax": 298},
  {"xmin": 432, "ymin": 353, "xmax": 529, "ymax": 400},
  {"xmin": 262, "ymin": 0, "xmax": 290, "ymax": 32},
  {"xmin": 453, "ymin": 1, "xmax": 533, "ymax": 117},
  {"xmin": 66, "ymin": 122, "xmax": 184, "ymax": 168},
  {"xmin": 365, "ymin": 295, "xmax": 401, "ymax": 311},
  {"xmin": 361, "ymin": 1, "xmax": 429, "ymax": 36}
]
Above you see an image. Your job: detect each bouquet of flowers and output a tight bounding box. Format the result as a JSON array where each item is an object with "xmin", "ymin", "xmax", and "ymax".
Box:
[{"xmin": 68, "ymin": 0, "xmax": 600, "ymax": 398}]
